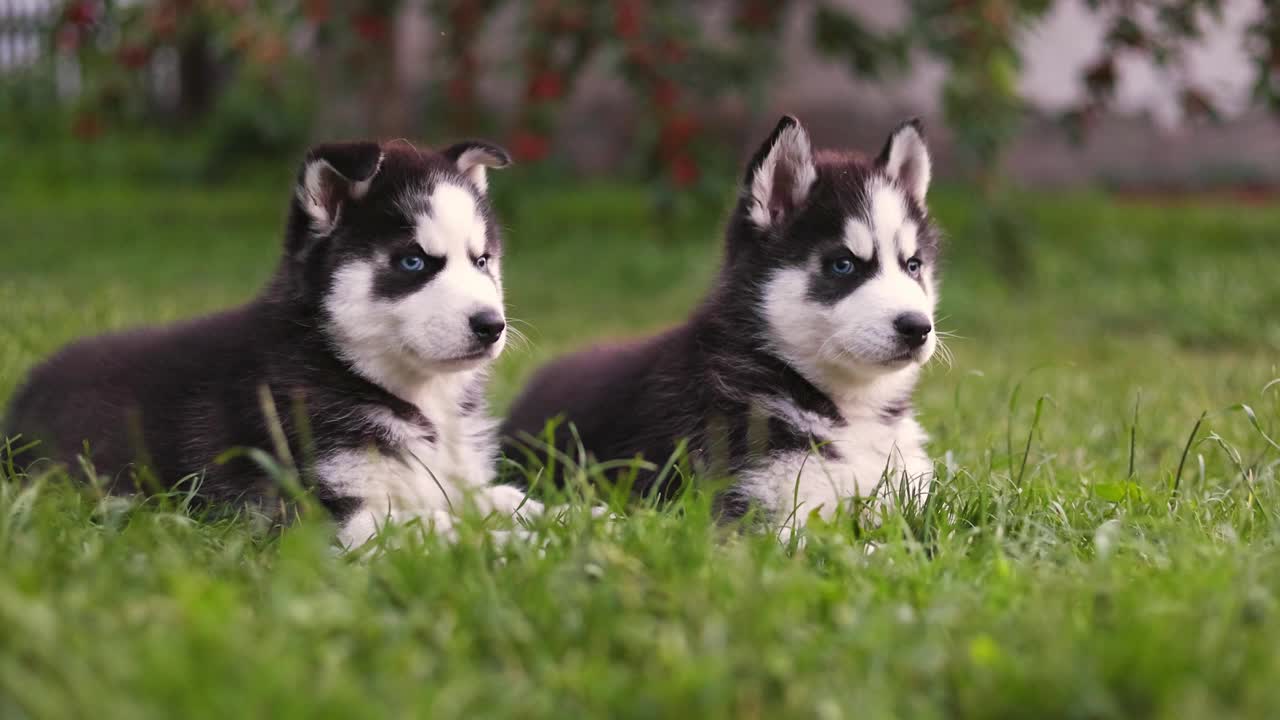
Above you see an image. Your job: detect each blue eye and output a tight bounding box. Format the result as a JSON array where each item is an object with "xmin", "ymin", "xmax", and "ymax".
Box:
[
  {"xmin": 829, "ymin": 257, "xmax": 855, "ymax": 276},
  {"xmin": 399, "ymin": 255, "xmax": 425, "ymax": 272},
  {"xmin": 905, "ymin": 257, "xmax": 923, "ymax": 275}
]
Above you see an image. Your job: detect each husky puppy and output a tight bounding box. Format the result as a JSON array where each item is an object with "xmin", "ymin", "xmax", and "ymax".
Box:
[
  {"xmin": 503, "ymin": 117, "xmax": 940, "ymax": 532},
  {"xmin": 4, "ymin": 140, "xmax": 544, "ymax": 546}
]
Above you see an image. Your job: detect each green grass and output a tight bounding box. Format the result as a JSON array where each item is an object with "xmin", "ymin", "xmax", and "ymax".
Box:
[{"xmin": 2, "ymin": 161, "xmax": 1280, "ymax": 719}]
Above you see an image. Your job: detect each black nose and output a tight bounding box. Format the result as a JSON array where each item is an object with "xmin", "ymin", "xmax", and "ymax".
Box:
[
  {"xmin": 893, "ymin": 312, "xmax": 932, "ymax": 349},
  {"xmin": 469, "ymin": 311, "xmax": 505, "ymax": 345}
]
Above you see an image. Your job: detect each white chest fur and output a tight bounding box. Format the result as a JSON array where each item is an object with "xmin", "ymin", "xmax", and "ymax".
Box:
[
  {"xmin": 737, "ymin": 411, "xmax": 932, "ymax": 533},
  {"xmin": 318, "ymin": 377, "xmax": 540, "ymax": 547}
]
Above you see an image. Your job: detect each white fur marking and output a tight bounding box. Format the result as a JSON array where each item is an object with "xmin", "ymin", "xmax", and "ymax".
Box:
[
  {"xmin": 324, "ymin": 390, "xmax": 544, "ymax": 549},
  {"xmin": 843, "ymin": 217, "xmax": 875, "ymax": 260},
  {"xmin": 898, "ymin": 221, "xmax": 919, "ymax": 259},
  {"xmin": 752, "ymin": 396, "xmax": 839, "ymax": 438},
  {"xmin": 415, "ymin": 183, "xmax": 486, "ymax": 258},
  {"xmin": 869, "ymin": 180, "xmax": 908, "ymax": 261},
  {"xmin": 737, "ymin": 407, "xmax": 932, "ymax": 538}
]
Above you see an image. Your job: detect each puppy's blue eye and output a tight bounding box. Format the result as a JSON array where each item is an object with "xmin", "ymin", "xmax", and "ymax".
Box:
[
  {"xmin": 906, "ymin": 257, "xmax": 923, "ymax": 275},
  {"xmin": 399, "ymin": 255, "xmax": 425, "ymax": 272},
  {"xmin": 829, "ymin": 257, "xmax": 855, "ymax": 276}
]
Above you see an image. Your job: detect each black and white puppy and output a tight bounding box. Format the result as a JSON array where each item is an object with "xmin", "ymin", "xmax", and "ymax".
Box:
[
  {"xmin": 503, "ymin": 117, "xmax": 940, "ymax": 533},
  {"xmin": 4, "ymin": 140, "xmax": 544, "ymax": 546}
]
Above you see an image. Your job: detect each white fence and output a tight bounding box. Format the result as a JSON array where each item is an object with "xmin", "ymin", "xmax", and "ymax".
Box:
[{"xmin": 0, "ymin": 0, "xmax": 55, "ymax": 72}]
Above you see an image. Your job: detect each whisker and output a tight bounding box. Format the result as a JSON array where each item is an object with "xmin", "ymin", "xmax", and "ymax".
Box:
[
  {"xmin": 928, "ymin": 337, "xmax": 955, "ymax": 371},
  {"xmin": 504, "ymin": 325, "xmax": 534, "ymax": 352},
  {"xmin": 817, "ymin": 335, "xmax": 841, "ymax": 359}
]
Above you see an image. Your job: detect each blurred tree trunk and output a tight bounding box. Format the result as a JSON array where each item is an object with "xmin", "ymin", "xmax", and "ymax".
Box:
[
  {"xmin": 368, "ymin": 38, "xmax": 405, "ymax": 137},
  {"xmin": 370, "ymin": 6, "xmax": 409, "ymax": 138},
  {"xmin": 441, "ymin": 0, "xmax": 499, "ymax": 135},
  {"xmin": 177, "ymin": 28, "xmax": 214, "ymax": 122}
]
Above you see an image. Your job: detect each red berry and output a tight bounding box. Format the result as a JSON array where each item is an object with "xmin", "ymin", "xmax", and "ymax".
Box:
[
  {"xmin": 304, "ymin": 0, "xmax": 330, "ymax": 23},
  {"xmin": 652, "ymin": 79, "xmax": 678, "ymax": 109},
  {"xmin": 614, "ymin": 0, "xmax": 641, "ymax": 39},
  {"xmin": 116, "ymin": 45, "xmax": 150, "ymax": 70},
  {"xmin": 528, "ymin": 70, "xmax": 565, "ymax": 102},
  {"xmin": 56, "ymin": 27, "xmax": 80, "ymax": 53},
  {"xmin": 510, "ymin": 129, "xmax": 550, "ymax": 162},
  {"xmin": 148, "ymin": 4, "xmax": 178, "ymax": 40},
  {"xmin": 659, "ymin": 112, "xmax": 699, "ymax": 151},
  {"xmin": 737, "ymin": 0, "xmax": 774, "ymax": 29},
  {"xmin": 64, "ymin": 1, "xmax": 94, "ymax": 26},
  {"xmin": 669, "ymin": 155, "xmax": 699, "ymax": 186},
  {"xmin": 447, "ymin": 76, "xmax": 473, "ymax": 103},
  {"xmin": 352, "ymin": 13, "xmax": 389, "ymax": 43},
  {"xmin": 72, "ymin": 112, "xmax": 103, "ymax": 141}
]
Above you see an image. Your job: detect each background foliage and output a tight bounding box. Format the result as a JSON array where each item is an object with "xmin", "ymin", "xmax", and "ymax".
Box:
[{"xmin": 5, "ymin": 0, "xmax": 1277, "ymax": 187}]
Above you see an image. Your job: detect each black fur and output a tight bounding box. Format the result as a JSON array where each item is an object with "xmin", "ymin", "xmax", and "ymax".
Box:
[
  {"xmin": 372, "ymin": 253, "xmax": 448, "ymax": 300},
  {"xmin": 501, "ymin": 119, "xmax": 940, "ymax": 514},
  {"xmin": 3, "ymin": 141, "xmax": 505, "ymax": 523}
]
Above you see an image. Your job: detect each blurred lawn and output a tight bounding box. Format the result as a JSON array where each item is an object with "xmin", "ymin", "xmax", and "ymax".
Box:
[
  {"xmin": 2, "ymin": 157, "xmax": 1280, "ymax": 718},
  {"xmin": 3, "ymin": 163, "xmax": 1276, "ymax": 428}
]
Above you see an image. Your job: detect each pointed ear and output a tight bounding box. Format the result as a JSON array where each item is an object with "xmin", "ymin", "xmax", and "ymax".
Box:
[
  {"xmin": 876, "ymin": 119, "xmax": 931, "ymax": 205},
  {"xmin": 743, "ymin": 115, "xmax": 817, "ymax": 230},
  {"xmin": 296, "ymin": 142, "xmax": 383, "ymax": 234},
  {"xmin": 443, "ymin": 140, "xmax": 512, "ymax": 193}
]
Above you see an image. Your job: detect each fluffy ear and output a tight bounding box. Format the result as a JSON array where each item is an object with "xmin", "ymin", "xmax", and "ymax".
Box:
[
  {"xmin": 443, "ymin": 140, "xmax": 512, "ymax": 193},
  {"xmin": 876, "ymin": 119, "xmax": 931, "ymax": 205},
  {"xmin": 743, "ymin": 115, "xmax": 817, "ymax": 230},
  {"xmin": 296, "ymin": 142, "xmax": 384, "ymax": 234}
]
